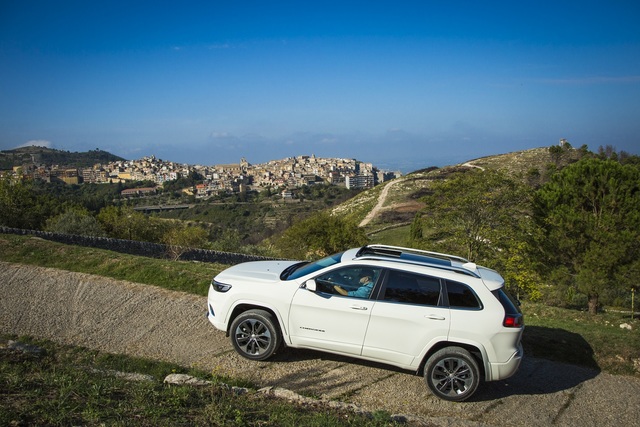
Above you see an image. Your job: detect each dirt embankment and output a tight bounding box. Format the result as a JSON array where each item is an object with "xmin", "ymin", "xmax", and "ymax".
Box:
[{"xmin": 2, "ymin": 261, "xmax": 640, "ymax": 427}]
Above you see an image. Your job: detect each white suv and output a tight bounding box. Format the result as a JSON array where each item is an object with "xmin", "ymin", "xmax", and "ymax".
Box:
[{"xmin": 207, "ymin": 245, "xmax": 524, "ymax": 401}]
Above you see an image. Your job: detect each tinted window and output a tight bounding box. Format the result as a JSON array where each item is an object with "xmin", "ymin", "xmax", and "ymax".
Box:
[
  {"xmin": 315, "ymin": 266, "xmax": 381, "ymax": 298},
  {"xmin": 383, "ymin": 270, "xmax": 441, "ymax": 306},
  {"xmin": 446, "ymin": 280, "xmax": 481, "ymax": 309},
  {"xmin": 285, "ymin": 252, "xmax": 344, "ymax": 280},
  {"xmin": 492, "ymin": 288, "xmax": 522, "ymax": 314}
]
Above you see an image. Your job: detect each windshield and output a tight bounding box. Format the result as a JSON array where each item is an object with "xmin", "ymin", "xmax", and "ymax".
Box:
[{"xmin": 283, "ymin": 252, "xmax": 345, "ymax": 280}]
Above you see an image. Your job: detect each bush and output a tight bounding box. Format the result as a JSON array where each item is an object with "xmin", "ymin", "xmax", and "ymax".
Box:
[
  {"xmin": 45, "ymin": 207, "xmax": 105, "ymax": 237},
  {"xmin": 276, "ymin": 211, "xmax": 368, "ymax": 259}
]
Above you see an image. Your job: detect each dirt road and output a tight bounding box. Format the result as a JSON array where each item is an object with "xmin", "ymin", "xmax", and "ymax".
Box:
[
  {"xmin": 2, "ymin": 261, "xmax": 639, "ymax": 426},
  {"xmin": 359, "ymin": 179, "xmax": 400, "ymax": 227}
]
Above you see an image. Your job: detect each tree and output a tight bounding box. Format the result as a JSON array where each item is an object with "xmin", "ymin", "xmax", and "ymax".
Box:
[
  {"xmin": 502, "ymin": 241, "xmax": 543, "ymax": 302},
  {"xmin": 411, "ymin": 169, "xmax": 531, "ymax": 264},
  {"xmin": 533, "ymin": 158, "xmax": 640, "ymax": 314},
  {"xmin": 45, "ymin": 207, "xmax": 105, "ymax": 237},
  {"xmin": 97, "ymin": 206, "xmax": 168, "ymax": 242},
  {"xmin": 276, "ymin": 211, "xmax": 368, "ymax": 259},
  {"xmin": 162, "ymin": 224, "xmax": 209, "ymax": 261},
  {"xmin": 0, "ymin": 176, "xmax": 57, "ymax": 229}
]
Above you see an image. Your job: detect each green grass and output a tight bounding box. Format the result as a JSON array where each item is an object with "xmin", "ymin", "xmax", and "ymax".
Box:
[
  {"xmin": 1, "ymin": 336, "xmax": 399, "ymax": 426},
  {"xmin": 521, "ymin": 302, "xmax": 640, "ymax": 376},
  {"xmin": 367, "ymin": 225, "xmax": 412, "ymax": 246},
  {"xmin": 0, "ymin": 234, "xmax": 224, "ymax": 296}
]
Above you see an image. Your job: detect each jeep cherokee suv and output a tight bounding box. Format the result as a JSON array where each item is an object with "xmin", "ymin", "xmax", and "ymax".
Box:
[{"xmin": 207, "ymin": 244, "xmax": 524, "ymax": 401}]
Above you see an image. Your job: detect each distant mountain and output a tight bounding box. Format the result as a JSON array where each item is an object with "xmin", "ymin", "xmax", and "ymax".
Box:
[{"xmin": 0, "ymin": 146, "xmax": 125, "ymax": 169}]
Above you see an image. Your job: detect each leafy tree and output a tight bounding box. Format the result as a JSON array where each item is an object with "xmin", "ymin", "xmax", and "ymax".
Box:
[
  {"xmin": 411, "ymin": 169, "xmax": 531, "ymax": 264},
  {"xmin": 210, "ymin": 228, "xmax": 243, "ymax": 252},
  {"xmin": 276, "ymin": 211, "xmax": 368, "ymax": 259},
  {"xmin": 533, "ymin": 158, "xmax": 640, "ymax": 314},
  {"xmin": 502, "ymin": 241, "xmax": 543, "ymax": 302},
  {"xmin": 597, "ymin": 145, "xmax": 640, "ymax": 166},
  {"xmin": 45, "ymin": 207, "xmax": 105, "ymax": 236},
  {"xmin": 97, "ymin": 206, "xmax": 168, "ymax": 242},
  {"xmin": 162, "ymin": 224, "xmax": 209, "ymax": 260},
  {"xmin": 30, "ymin": 180, "xmax": 122, "ymax": 214},
  {"xmin": 0, "ymin": 176, "xmax": 57, "ymax": 229}
]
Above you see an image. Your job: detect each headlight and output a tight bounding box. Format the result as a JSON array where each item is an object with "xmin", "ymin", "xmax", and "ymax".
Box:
[{"xmin": 212, "ymin": 279, "xmax": 232, "ymax": 293}]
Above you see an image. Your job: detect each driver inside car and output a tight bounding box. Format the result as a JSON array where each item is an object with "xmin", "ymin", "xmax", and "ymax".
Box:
[{"xmin": 334, "ymin": 269, "xmax": 375, "ymax": 298}]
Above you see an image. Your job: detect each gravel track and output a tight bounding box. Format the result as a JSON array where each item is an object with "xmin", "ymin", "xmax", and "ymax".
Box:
[{"xmin": 2, "ymin": 261, "xmax": 639, "ymax": 426}]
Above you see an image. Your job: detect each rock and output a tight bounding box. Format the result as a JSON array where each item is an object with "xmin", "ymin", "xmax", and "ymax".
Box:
[
  {"xmin": 6, "ymin": 340, "xmax": 45, "ymax": 355},
  {"xmin": 164, "ymin": 373, "xmax": 212, "ymax": 386}
]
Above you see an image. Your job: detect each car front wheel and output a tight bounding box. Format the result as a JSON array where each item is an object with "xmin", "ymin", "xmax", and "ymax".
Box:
[
  {"xmin": 230, "ymin": 309, "xmax": 282, "ymax": 361},
  {"xmin": 424, "ymin": 347, "xmax": 480, "ymax": 402}
]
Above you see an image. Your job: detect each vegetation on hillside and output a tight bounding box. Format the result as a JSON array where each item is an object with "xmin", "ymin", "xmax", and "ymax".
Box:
[
  {"xmin": 406, "ymin": 144, "xmax": 640, "ymax": 312},
  {"xmin": 275, "ymin": 211, "xmax": 368, "ymax": 259},
  {"xmin": 1, "ymin": 143, "xmax": 639, "ymax": 313},
  {"xmin": 533, "ymin": 157, "xmax": 640, "ymax": 313},
  {"xmin": 0, "ymin": 146, "xmax": 124, "ymax": 169}
]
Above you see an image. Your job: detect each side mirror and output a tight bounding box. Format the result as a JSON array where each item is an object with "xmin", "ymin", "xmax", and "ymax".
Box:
[{"xmin": 304, "ymin": 279, "xmax": 317, "ymax": 292}]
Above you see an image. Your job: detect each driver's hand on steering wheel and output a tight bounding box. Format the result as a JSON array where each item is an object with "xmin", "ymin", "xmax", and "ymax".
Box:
[{"xmin": 334, "ymin": 285, "xmax": 348, "ymax": 296}]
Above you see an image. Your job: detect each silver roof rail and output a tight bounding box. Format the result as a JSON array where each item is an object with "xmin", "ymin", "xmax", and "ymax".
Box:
[
  {"xmin": 354, "ymin": 245, "xmax": 479, "ymax": 277},
  {"xmin": 357, "ymin": 244, "xmax": 469, "ymax": 263}
]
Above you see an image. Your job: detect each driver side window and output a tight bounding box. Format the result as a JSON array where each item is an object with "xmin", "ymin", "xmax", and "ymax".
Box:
[{"xmin": 315, "ymin": 267, "xmax": 381, "ymax": 299}]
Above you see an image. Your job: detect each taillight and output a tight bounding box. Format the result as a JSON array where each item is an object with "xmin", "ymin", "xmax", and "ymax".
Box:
[{"xmin": 504, "ymin": 314, "xmax": 523, "ymax": 328}]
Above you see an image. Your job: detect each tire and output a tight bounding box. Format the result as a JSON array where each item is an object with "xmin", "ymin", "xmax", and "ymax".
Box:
[
  {"xmin": 423, "ymin": 347, "xmax": 480, "ymax": 402},
  {"xmin": 229, "ymin": 309, "xmax": 282, "ymax": 361}
]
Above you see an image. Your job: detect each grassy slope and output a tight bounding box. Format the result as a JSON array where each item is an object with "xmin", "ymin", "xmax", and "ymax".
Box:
[{"xmin": 1, "ymin": 335, "xmax": 396, "ymax": 426}]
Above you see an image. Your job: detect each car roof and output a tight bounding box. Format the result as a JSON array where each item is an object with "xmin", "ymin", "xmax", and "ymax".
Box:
[{"xmin": 342, "ymin": 245, "xmax": 505, "ymax": 290}]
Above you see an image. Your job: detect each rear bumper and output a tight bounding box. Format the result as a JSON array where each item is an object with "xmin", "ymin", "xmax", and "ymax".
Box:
[{"xmin": 489, "ymin": 343, "xmax": 524, "ymax": 381}]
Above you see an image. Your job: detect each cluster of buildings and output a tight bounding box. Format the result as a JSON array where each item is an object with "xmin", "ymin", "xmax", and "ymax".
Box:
[{"xmin": 9, "ymin": 154, "xmax": 401, "ymax": 198}]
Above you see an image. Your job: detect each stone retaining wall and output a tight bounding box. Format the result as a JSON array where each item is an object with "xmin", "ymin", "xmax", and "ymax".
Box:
[{"xmin": 0, "ymin": 226, "xmax": 271, "ymax": 265}]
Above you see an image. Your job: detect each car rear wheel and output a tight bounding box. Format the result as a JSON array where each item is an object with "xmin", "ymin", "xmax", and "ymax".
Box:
[
  {"xmin": 230, "ymin": 309, "xmax": 282, "ymax": 361},
  {"xmin": 424, "ymin": 347, "xmax": 480, "ymax": 401}
]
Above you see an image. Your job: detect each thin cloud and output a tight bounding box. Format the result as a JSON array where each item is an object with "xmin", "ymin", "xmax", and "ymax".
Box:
[
  {"xmin": 17, "ymin": 140, "xmax": 52, "ymax": 148},
  {"xmin": 208, "ymin": 43, "xmax": 232, "ymax": 50},
  {"xmin": 210, "ymin": 131, "xmax": 234, "ymax": 139}
]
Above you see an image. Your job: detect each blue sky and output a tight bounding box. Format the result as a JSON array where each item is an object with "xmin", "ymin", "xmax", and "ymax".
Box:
[{"xmin": 1, "ymin": 1, "xmax": 639, "ymax": 172}]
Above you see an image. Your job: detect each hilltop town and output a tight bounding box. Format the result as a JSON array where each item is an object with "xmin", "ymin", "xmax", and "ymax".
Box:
[{"xmin": 5, "ymin": 149, "xmax": 401, "ymax": 198}]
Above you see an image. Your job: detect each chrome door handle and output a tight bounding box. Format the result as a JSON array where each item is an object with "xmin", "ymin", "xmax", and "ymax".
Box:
[
  {"xmin": 425, "ymin": 315, "xmax": 445, "ymax": 320},
  {"xmin": 350, "ymin": 305, "xmax": 368, "ymax": 310}
]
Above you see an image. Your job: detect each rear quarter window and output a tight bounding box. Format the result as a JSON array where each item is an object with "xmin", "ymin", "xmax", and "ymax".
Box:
[{"xmin": 492, "ymin": 288, "xmax": 522, "ymax": 315}]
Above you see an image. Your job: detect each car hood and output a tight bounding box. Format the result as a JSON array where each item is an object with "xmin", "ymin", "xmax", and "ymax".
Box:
[{"xmin": 214, "ymin": 260, "xmax": 300, "ymax": 283}]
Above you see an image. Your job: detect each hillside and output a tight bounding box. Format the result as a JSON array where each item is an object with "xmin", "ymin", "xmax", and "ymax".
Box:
[
  {"xmin": 0, "ymin": 146, "xmax": 125, "ymax": 169},
  {"xmin": 332, "ymin": 145, "xmax": 584, "ymax": 241}
]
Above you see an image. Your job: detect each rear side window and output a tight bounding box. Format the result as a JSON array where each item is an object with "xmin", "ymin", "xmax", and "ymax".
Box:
[
  {"xmin": 446, "ymin": 280, "xmax": 482, "ymax": 309},
  {"xmin": 383, "ymin": 270, "xmax": 441, "ymax": 306},
  {"xmin": 492, "ymin": 288, "xmax": 522, "ymax": 315}
]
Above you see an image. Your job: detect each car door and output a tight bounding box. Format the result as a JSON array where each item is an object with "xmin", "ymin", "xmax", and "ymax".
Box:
[
  {"xmin": 288, "ymin": 266, "xmax": 380, "ymax": 356},
  {"xmin": 362, "ymin": 269, "xmax": 451, "ymax": 367}
]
